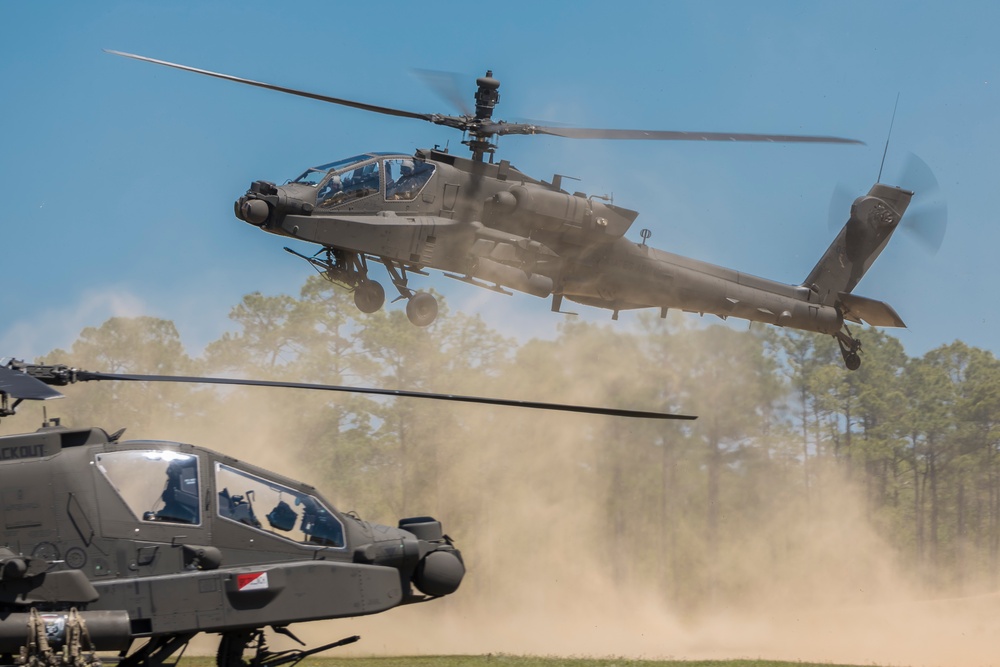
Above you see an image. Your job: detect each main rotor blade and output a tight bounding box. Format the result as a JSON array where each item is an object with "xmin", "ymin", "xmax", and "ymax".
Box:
[
  {"xmin": 0, "ymin": 365, "xmax": 63, "ymax": 401},
  {"xmin": 499, "ymin": 123, "xmax": 864, "ymax": 145},
  {"xmin": 412, "ymin": 68, "xmax": 472, "ymax": 116},
  {"xmin": 105, "ymin": 50, "xmax": 449, "ymax": 124},
  {"xmin": 108, "ymin": 51, "xmax": 862, "ymax": 149},
  {"xmin": 76, "ymin": 371, "xmax": 695, "ymax": 421}
]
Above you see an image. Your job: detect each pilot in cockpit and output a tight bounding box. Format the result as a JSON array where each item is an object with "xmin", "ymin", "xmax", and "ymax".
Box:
[
  {"xmin": 317, "ymin": 173, "xmax": 343, "ymax": 206},
  {"xmin": 145, "ymin": 457, "xmax": 199, "ymax": 524},
  {"xmin": 387, "ymin": 160, "xmax": 431, "ymax": 200}
]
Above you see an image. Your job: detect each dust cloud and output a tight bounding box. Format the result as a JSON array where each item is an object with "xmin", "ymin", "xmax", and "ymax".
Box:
[
  {"xmin": 296, "ymin": 436, "xmax": 1000, "ymax": 667},
  {"xmin": 212, "ymin": 387, "xmax": 1000, "ymax": 667},
  {"xmin": 12, "ymin": 325, "xmax": 1000, "ymax": 667}
]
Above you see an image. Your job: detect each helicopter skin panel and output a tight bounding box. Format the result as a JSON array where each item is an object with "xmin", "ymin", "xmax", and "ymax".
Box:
[
  {"xmin": 91, "ymin": 560, "xmax": 404, "ymax": 636},
  {"xmin": 282, "ymin": 213, "xmax": 470, "ymax": 272},
  {"xmin": 562, "ymin": 241, "xmax": 845, "ymax": 336},
  {"xmin": 0, "ymin": 569, "xmax": 99, "ymax": 606}
]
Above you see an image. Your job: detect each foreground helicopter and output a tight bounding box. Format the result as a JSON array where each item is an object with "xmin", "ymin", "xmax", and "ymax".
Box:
[
  {"xmin": 0, "ymin": 358, "xmax": 690, "ymax": 667},
  {"xmin": 107, "ymin": 51, "xmax": 939, "ymax": 370}
]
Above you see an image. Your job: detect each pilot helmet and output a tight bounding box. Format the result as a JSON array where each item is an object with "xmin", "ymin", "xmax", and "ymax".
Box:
[{"xmin": 400, "ymin": 160, "xmax": 414, "ymax": 176}]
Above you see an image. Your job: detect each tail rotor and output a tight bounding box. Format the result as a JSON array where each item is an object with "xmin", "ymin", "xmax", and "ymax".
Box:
[
  {"xmin": 897, "ymin": 152, "xmax": 948, "ymax": 253},
  {"xmin": 827, "ymin": 152, "xmax": 947, "ymax": 253}
]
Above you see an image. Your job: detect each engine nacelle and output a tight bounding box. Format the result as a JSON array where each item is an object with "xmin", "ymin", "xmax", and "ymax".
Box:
[{"xmin": 490, "ymin": 184, "xmax": 637, "ymax": 241}]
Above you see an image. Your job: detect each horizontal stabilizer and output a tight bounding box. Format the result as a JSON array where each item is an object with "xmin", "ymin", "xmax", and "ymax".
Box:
[{"xmin": 838, "ymin": 292, "xmax": 906, "ymax": 328}]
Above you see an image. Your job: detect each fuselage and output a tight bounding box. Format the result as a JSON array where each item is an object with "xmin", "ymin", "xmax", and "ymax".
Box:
[
  {"xmin": 236, "ymin": 148, "xmax": 846, "ymax": 334},
  {"xmin": 0, "ymin": 426, "xmax": 463, "ymax": 643}
]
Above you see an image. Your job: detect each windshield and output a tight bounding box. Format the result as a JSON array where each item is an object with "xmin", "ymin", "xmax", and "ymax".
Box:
[
  {"xmin": 96, "ymin": 449, "xmax": 201, "ymax": 525},
  {"xmin": 292, "ymin": 154, "xmax": 372, "ymax": 186},
  {"xmin": 215, "ymin": 462, "xmax": 345, "ymax": 548},
  {"xmin": 317, "ymin": 160, "xmax": 381, "ymax": 208}
]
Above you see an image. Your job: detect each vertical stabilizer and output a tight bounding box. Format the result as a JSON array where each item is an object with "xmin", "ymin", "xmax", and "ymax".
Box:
[{"xmin": 803, "ymin": 183, "xmax": 912, "ymax": 305}]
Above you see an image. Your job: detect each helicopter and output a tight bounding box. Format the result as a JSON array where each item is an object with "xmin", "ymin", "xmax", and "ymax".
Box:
[
  {"xmin": 106, "ymin": 51, "xmax": 938, "ymax": 370},
  {"xmin": 0, "ymin": 358, "xmax": 691, "ymax": 667}
]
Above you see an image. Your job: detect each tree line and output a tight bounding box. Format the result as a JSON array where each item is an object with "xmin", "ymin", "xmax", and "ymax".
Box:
[{"xmin": 10, "ymin": 276, "xmax": 1000, "ymax": 612}]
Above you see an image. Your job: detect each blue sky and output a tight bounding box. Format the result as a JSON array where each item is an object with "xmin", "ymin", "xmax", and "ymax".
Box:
[{"xmin": 1, "ymin": 1, "xmax": 996, "ymax": 362}]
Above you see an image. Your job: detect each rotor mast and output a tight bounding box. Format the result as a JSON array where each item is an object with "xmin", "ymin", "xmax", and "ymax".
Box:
[{"xmin": 468, "ymin": 71, "xmax": 501, "ymax": 162}]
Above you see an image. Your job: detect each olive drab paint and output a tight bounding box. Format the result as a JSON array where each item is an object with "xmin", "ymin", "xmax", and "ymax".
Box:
[
  {"xmin": 106, "ymin": 51, "xmax": 922, "ymax": 371},
  {"xmin": 0, "ymin": 423, "xmax": 465, "ymax": 667}
]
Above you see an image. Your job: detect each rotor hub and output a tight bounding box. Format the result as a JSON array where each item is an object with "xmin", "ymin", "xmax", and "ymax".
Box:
[{"xmin": 474, "ymin": 70, "xmax": 500, "ymax": 121}]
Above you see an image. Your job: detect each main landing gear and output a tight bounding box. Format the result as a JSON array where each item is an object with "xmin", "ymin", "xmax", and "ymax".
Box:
[
  {"xmin": 380, "ymin": 257, "xmax": 438, "ymax": 326},
  {"xmin": 284, "ymin": 247, "xmax": 438, "ymax": 327},
  {"xmin": 352, "ymin": 279, "xmax": 385, "ymax": 314},
  {"xmin": 834, "ymin": 326, "xmax": 862, "ymax": 371},
  {"xmin": 216, "ymin": 628, "xmax": 359, "ymax": 667},
  {"xmin": 405, "ymin": 291, "xmax": 438, "ymax": 326}
]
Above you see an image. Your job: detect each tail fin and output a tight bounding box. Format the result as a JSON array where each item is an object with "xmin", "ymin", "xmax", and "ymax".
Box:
[{"xmin": 803, "ymin": 183, "xmax": 913, "ymax": 307}]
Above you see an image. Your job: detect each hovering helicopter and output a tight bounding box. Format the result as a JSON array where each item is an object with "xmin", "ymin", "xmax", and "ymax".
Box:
[
  {"xmin": 107, "ymin": 51, "xmax": 935, "ymax": 370},
  {"xmin": 0, "ymin": 358, "xmax": 690, "ymax": 667}
]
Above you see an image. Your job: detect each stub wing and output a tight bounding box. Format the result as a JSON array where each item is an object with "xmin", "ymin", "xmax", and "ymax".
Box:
[{"xmin": 838, "ymin": 292, "xmax": 906, "ymax": 328}]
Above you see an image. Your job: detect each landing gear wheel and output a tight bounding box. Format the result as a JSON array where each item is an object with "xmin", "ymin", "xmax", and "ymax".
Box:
[
  {"xmin": 406, "ymin": 292, "xmax": 438, "ymax": 327},
  {"xmin": 354, "ymin": 280, "xmax": 385, "ymax": 314},
  {"xmin": 844, "ymin": 352, "xmax": 861, "ymax": 371},
  {"xmin": 834, "ymin": 327, "xmax": 863, "ymax": 371}
]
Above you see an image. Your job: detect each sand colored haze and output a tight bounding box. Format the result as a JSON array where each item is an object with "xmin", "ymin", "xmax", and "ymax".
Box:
[
  {"xmin": 181, "ymin": 395, "xmax": 1000, "ymax": 667},
  {"xmin": 9, "ymin": 319, "xmax": 1000, "ymax": 667}
]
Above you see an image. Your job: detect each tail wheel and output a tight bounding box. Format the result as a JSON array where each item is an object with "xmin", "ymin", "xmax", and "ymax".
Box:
[
  {"xmin": 354, "ymin": 280, "xmax": 386, "ymax": 314},
  {"xmin": 834, "ymin": 328, "xmax": 863, "ymax": 371},
  {"xmin": 406, "ymin": 292, "xmax": 438, "ymax": 327}
]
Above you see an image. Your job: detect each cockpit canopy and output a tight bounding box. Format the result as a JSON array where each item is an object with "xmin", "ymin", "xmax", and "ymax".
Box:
[
  {"xmin": 95, "ymin": 447, "xmax": 345, "ymax": 549},
  {"xmin": 291, "ymin": 153, "xmax": 436, "ymax": 208},
  {"xmin": 291, "ymin": 155, "xmax": 375, "ymax": 186},
  {"xmin": 216, "ymin": 462, "xmax": 345, "ymax": 548}
]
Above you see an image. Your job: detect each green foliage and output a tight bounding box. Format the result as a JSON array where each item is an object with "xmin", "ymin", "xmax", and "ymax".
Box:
[
  {"xmin": 34, "ymin": 316, "xmax": 199, "ymax": 439},
  {"xmin": 28, "ymin": 278, "xmax": 1000, "ymax": 609}
]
